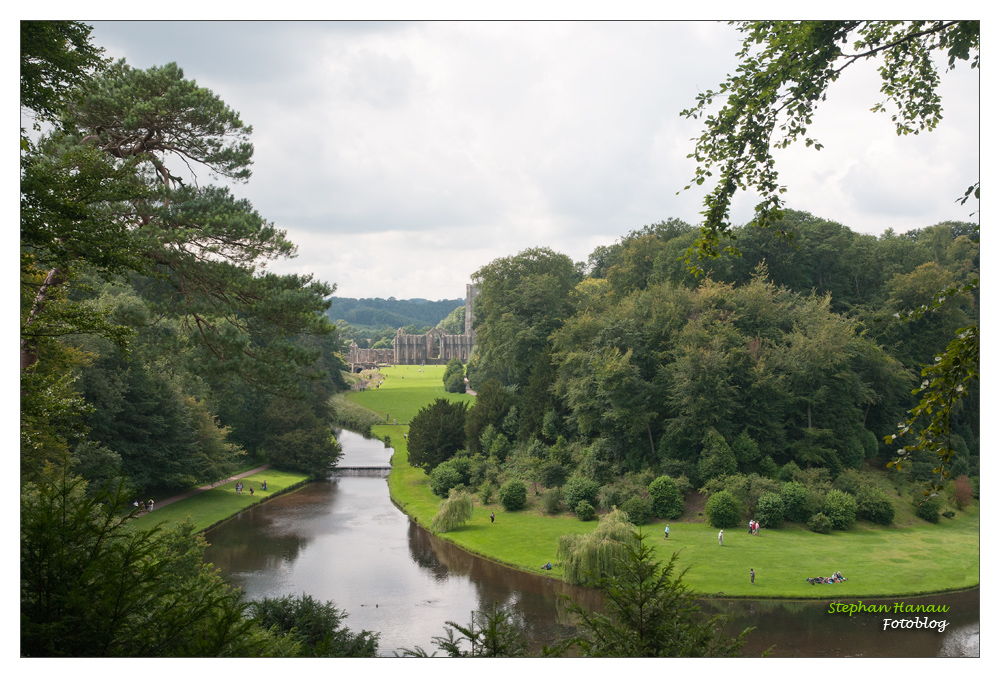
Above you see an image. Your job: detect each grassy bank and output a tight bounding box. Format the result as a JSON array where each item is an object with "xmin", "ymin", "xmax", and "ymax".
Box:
[
  {"xmin": 131, "ymin": 469, "xmax": 310, "ymax": 532},
  {"xmin": 359, "ymin": 365, "xmax": 980, "ymax": 599}
]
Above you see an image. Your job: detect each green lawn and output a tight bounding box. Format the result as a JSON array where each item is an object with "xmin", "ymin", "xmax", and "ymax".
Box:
[
  {"xmin": 359, "ymin": 365, "xmax": 980, "ymax": 599},
  {"xmin": 381, "ymin": 421, "xmax": 599, "ymax": 582},
  {"xmin": 131, "ymin": 469, "xmax": 310, "ymax": 532},
  {"xmin": 647, "ymin": 508, "xmax": 979, "ymax": 598},
  {"xmin": 344, "ymin": 364, "xmax": 474, "ymax": 425}
]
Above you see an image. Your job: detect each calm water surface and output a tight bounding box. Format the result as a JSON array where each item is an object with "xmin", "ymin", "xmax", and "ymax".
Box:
[{"xmin": 203, "ymin": 430, "xmax": 978, "ymax": 657}]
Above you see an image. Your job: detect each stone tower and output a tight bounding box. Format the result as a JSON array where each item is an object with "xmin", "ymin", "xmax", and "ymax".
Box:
[{"xmin": 465, "ymin": 283, "xmax": 480, "ymax": 338}]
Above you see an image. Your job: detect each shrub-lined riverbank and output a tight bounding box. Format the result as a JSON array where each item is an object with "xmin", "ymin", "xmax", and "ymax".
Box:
[{"xmin": 353, "ymin": 365, "xmax": 980, "ymax": 599}]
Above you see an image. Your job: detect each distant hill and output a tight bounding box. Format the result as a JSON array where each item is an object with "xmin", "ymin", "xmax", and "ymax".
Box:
[{"xmin": 326, "ymin": 297, "xmax": 463, "ymax": 331}]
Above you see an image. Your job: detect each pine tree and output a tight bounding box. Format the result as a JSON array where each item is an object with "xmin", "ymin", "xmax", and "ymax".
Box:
[{"xmin": 551, "ymin": 534, "xmax": 751, "ymax": 657}]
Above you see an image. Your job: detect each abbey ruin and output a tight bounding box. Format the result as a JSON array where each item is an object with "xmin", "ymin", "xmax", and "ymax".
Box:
[{"xmin": 347, "ymin": 284, "xmax": 479, "ymax": 371}]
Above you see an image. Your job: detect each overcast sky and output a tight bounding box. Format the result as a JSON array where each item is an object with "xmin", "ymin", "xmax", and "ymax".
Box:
[{"xmin": 85, "ymin": 20, "xmax": 980, "ymax": 301}]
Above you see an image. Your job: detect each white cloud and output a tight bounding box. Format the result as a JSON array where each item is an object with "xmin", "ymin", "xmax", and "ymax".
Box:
[{"xmin": 86, "ymin": 20, "xmax": 980, "ymax": 299}]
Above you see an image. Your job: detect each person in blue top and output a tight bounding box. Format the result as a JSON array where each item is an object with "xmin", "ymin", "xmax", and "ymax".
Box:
[{"xmin": 664, "ymin": 524, "xmax": 670, "ymax": 539}]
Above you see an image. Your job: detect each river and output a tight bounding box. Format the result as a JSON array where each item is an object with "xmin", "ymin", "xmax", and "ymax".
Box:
[{"xmin": 202, "ymin": 429, "xmax": 979, "ymax": 657}]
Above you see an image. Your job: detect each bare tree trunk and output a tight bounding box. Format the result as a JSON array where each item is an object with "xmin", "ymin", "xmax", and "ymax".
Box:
[{"xmin": 21, "ymin": 266, "xmax": 63, "ymax": 370}]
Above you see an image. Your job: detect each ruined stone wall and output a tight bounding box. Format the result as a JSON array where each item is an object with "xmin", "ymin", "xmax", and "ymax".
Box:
[
  {"xmin": 393, "ymin": 326, "xmax": 474, "ymax": 365},
  {"xmin": 347, "ymin": 343, "xmax": 395, "ymax": 369},
  {"xmin": 394, "ymin": 330, "xmax": 429, "ymax": 364},
  {"xmin": 369, "ymin": 283, "xmax": 480, "ymax": 366},
  {"xmin": 440, "ymin": 333, "xmax": 474, "ymax": 362}
]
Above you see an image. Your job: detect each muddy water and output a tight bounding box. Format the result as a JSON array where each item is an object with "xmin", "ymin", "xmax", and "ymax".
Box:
[{"xmin": 203, "ymin": 430, "xmax": 978, "ymax": 657}]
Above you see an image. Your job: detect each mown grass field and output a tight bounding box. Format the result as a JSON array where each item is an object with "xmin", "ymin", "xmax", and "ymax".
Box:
[
  {"xmin": 358, "ymin": 365, "xmax": 980, "ymax": 599},
  {"xmin": 130, "ymin": 469, "xmax": 310, "ymax": 532},
  {"xmin": 344, "ymin": 363, "xmax": 474, "ymax": 425}
]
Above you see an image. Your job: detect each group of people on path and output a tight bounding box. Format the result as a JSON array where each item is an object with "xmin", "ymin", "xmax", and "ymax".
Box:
[
  {"xmin": 132, "ymin": 499, "xmax": 154, "ymax": 512},
  {"xmin": 748, "ymin": 519, "xmax": 762, "ymax": 535}
]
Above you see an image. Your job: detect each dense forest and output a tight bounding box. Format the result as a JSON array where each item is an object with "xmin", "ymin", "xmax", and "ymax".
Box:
[
  {"xmin": 326, "ymin": 296, "xmax": 462, "ymax": 333},
  {"xmin": 21, "ymin": 49, "xmax": 347, "ymax": 493},
  {"xmin": 414, "ymin": 212, "xmax": 979, "ymax": 533}
]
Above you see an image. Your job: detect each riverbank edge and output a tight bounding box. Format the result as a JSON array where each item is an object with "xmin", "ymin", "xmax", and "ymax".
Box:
[
  {"xmin": 363, "ymin": 426, "xmax": 979, "ymax": 602},
  {"xmin": 199, "ymin": 477, "xmax": 312, "ymax": 534}
]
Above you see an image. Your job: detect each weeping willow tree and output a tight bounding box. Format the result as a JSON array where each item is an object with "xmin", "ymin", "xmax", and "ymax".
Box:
[
  {"xmin": 431, "ymin": 488, "xmax": 474, "ymax": 533},
  {"xmin": 556, "ymin": 508, "xmax": 638, "ymax": 586}
]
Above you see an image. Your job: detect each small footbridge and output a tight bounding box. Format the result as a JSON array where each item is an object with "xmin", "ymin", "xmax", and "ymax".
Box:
[
  {"xmin": 332, "ymin": 429, "xmax": 393, "ymax": 477},
  {"xmin": 331, "ymin": 463, "xmax": 391, "ymax": 477}
]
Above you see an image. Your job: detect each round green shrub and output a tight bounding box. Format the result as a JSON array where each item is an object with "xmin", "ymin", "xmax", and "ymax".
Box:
[
  {"xmin": 856, "ymin": 486, "xmax": 895, "ymax": 525},
  {"xmin": 563, "ymin": 477, "xmax": 600, "ymax": 511},
  {"xmin": 648, "ymin": 475, "xmax": 684, "ymax": 519},
  {"xmin": 822, "ymin": 489, "xmax": 857, "ymax": 530},
  {"xmin": 705, "ymin": 490, "xmax": 742, "ymax": 528},
  {"xmin": 430, "ymin": 462, "xmax": 464, "ymax": 498},
  {"xmin": 808, "ymin": 512, "xmax": 832, "ymax": 534},
  {"xmin": 575, "ymin": 500, "xmax": 596, "ymax": 521},
  {"xmin": 498, "ymin": 479, "xmax": 527, "ymax": 511},
  {"xmin": 915, "ymin": 496, "xmax": 942, "ymax": 523},
  {"xmin": 620, "ymin": 496, "xmax": 652, "ymax": 525},
  {"xmin": 444, "ymin": 371, "xmax": 466, "ymax": 393},
  {"xmin": 754, "ymin": 491, "xmax": 784, "ymax": 528},
  {"xmin": 780, "ymin": 481, "xmax": 810, "ymax": 523}
]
